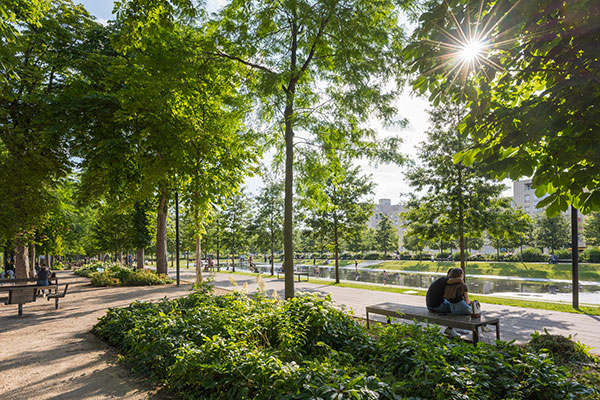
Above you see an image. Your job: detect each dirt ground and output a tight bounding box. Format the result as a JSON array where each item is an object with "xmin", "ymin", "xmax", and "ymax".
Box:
[{"xmin": 0, "ymin": 271, "xmax": 210, "ymax": 399}]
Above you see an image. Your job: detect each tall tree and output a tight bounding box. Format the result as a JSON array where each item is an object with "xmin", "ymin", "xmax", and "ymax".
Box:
[
  {"xmin": 403, "ymin": 105, "xmax": 504, "ymax": 272},
  {"xmin": 250, "ymin": 175, "xmax": 284, "ymax": 275},
  {"xmin": 113, "ymin": 0, "xmax": 411, "ymax": 298},
  {"xmin": 487, "ymin": 198, "xmax": 533, "ymax": 261},
  {"xmin": 406, "ymin": 0, "xmax": 600, "ymax": 216},
  {"xmin": 583, "ymin": 213, "xmax": 600, "ymax": 246},
  {"xmin": 299, "ymin": 156, "xmax": 374, "ymax": 283},
  {"xmin": 221, "ymin": 189, "xmax": 251, "ymax": 272},
  {"xmin": 375, "ymin": 215, "xmax": 399, "ymax": 259},
  {"xmin": 534, "ymin": 214, "xmax": 570, "ymax": 255},
  {"xmin": 0, "ymin": 1, "xmax": 95, "ymax": 277}
]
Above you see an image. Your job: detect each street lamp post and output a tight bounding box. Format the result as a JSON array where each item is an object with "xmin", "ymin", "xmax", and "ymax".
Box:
[{"xmin": 175, "ymin": 190, "xmax": 180, "ymax": 287}]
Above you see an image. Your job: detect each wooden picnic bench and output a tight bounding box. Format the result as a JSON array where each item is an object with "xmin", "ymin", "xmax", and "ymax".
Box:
[
  {"xmin": 277, "ymin": 270, "xmax": 309, "ymax": 282},
  {"xmin": 366, "ymin": 302, "xmax": 500, "ymax": 345},
  {"xmin": 0, "ymin": 277, "xmax": 62, "ymax": 316}
]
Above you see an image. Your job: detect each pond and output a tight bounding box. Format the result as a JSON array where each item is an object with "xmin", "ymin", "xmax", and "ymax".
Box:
[{"xmin": 239, "ymin": 263, "xmax": 600, "ymax": 305}]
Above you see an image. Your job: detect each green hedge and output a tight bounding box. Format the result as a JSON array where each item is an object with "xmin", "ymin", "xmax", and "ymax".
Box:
[{"xmin": 93, "ymin": 285, "xmax": 597, "ymax": 399}]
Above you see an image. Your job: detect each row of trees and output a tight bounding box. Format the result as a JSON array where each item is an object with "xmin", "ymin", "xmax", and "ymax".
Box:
[
  {"xmin": 2, "ymin": 0, "xmax": 597, "ymax": 298},
  {"xmin": 1, "ymin": 0, "xmax": 410, "ymax": 296}
]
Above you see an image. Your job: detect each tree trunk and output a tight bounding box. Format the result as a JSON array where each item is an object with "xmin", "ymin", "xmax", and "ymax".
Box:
[
  {"xmin": 195, "ymin": 233, "xmax": 202, "ymax": 285},
  {"xmin": 496, "ymin": 240, "xmax": 500, "ymax": 261},
  {"xmin": 46, "ymin": 253, "xmax": 52, "ymax": 269},
  {"xmin": 156, "ymin": 186, "xmax": 169, "ymax": 275},
  {"xmin": 15, "ymin": 237, "xmax": 29, "ymax": 279},
  {"xmin": 136, "ymin": 247, "xmax": 144, "ymax": 270},
  {"xmin": 571, "ymin": 206, "xmax": 579, "ymax": 309},
  {"xmin": 29, "ymin": 243, "xmax": 36, "ymax": 278}
]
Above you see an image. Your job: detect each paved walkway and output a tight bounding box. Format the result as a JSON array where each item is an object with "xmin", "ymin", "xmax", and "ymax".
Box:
[{"xmin": 197, "ymin": 270, "xmax": 600, "ymax": 353}]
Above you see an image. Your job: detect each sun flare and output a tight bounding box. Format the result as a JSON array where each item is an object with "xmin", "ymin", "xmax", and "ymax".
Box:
[{"xmin": 460, "ymin": 40, "xmax": 483, "ymax": 61}]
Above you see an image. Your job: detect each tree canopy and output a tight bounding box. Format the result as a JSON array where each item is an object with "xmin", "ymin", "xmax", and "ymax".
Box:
[{"xmin": 405, "ymin": 0, "xmax": 600, "ymax": 216}]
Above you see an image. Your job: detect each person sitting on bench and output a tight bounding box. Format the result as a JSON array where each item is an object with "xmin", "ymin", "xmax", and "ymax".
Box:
[
  {"xmin": 36, "ymin": 265, "xmax": 50, "ymax": 296},
  {"xmin": 426, "ymin": 268, "xmax": 459, "ymax": 337},
  {"xmin": 444, "ymin": 268, "xmax": 473, "ymax": 315}
]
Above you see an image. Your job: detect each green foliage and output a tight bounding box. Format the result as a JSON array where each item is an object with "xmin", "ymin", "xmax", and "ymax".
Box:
[
  {"xmin": 375, "ymin": 215, "xmax": 398, "ymax": 257},
  {"xmin": 519, "ymin": 248, "xmax": 546, "ymax": 262},
  {"xmin": 583, "ymin": 213, "xmax": 600, "ymax": 246},
  {"xmin": 406, "ymin": 0, "xmax": 600, "ymax": 216},
  {"xmin": 581, "ymin": 248, "xmax": 600, "ymax": 264},
  {"xmin": 527, "ymin": 330, "xmax": 597, "ymax": 366},
  {"xmin": 93, "ymin": 286, "xmax": 596, "ymax": 399},
  {"xmin": 75, "ymin": 261, "xmax": 172, "ymax": 286},
  {"xmin": 534, "ymin": 214, "xmax": 570, "ymax": 254},
  {"xmin": 402, "ymin": 105, "xmax": 505, "ymax": 265}
]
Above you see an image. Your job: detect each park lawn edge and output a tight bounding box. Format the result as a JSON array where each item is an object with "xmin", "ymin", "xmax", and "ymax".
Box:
[{"xmin": 212, "ymin": 270, "xmax": 600, "ymax": 316}]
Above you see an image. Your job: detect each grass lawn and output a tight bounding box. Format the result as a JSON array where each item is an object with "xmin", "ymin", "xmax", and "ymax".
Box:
[{"xmin": 370, "ymin": 260, "xmax": 600, "ymax": 281}]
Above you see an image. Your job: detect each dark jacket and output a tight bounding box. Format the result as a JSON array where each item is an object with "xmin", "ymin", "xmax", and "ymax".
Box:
[{"xmin": 426, "ymin": 276, "xmax": 449, "ymax": 308}]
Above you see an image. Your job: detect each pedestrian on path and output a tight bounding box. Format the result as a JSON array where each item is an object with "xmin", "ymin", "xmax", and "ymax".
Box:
[{"xmin": 383, "ymin": 270, "xmax": 389, "ymax": 285}]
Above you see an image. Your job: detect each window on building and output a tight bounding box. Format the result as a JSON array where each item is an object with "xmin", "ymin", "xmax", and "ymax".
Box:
[{"xmin": 524, "ymin": 194, "xmax": 530, "ymax": 202}]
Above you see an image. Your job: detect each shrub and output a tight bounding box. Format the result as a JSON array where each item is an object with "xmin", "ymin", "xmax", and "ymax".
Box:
[
  {"xmin": 519, "ymin": 247, "xmax": 546, "ymax": 262},
  {"xmin": 363, "ymin": 252, "xmax": 381, "ymax": 260},
  {"xmin": 76, "ymin": 262, "xmax": 172, "ymax": 286},
  {"xmin": 452, "ymin": 251, "xmax": 469, "ymax": 261},
  {"xmin": 527, "ymin": 330, "xmax": 597, "ymax": 365},
  {"xmin": 554, "ymin": 249, "xmax": 572, "ymax": 260},
  {"xmin": 468, "ymin": 253, "xmax": 485, "ymax": 261},
  {"xmin": 51, "ymin": 262, "xmax": 64, "ymax": 270},
  {"xmin": 581, "ymin": 247, "xmax": 600, "ymax": 263},
  {"xmin": 93, "ymin": 285, "xmax": 598, "ymax": 400},
  {"xmin": 90, "ymin": 272, "xmax": 120, "ymax": 287}
]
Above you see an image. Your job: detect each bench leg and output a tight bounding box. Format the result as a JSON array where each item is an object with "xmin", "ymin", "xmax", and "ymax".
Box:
[
  {"xmin": 473, "ymin": 327, "xmax": 479, "ymax": 345},
  {"xmin": 18, "ymin": 304, "xmax": 23, "ymax": 316},
  {"xmin": 55, "ymin": 297, "xmax": 59, "ymax": 310},
  {"xmin": 495, "ymin": 322, "xmax": 500, "ymax": 341},
  {"xmin": 366, "ymin": 311, "xmax": 370, "ymax": 329}
]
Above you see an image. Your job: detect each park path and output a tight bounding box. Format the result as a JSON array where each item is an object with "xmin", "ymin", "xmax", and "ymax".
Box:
[
  {"xmin": 202, "ymin": 270, "xmax": 600, "ymax": 353},
  {"xmin": 0, "ymin": 271, "xmax": 202, "ymax": 400}
]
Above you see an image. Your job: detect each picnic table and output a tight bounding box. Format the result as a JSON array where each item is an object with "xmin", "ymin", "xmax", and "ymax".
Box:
[{"xmin": 0, "ymin": 277, "xmax": 62, "ymax": 316}]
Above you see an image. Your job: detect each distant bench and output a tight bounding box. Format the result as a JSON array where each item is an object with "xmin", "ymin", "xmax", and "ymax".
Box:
[
  {"xmin": 277, "ymin": 270, "xmax": 309, "ymax": 282},
  {"xmin": 366, "ymin": 302, "xmax": 500, "ymax": 345}
]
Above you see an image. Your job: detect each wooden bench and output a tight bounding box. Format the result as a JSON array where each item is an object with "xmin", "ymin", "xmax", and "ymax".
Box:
[
  {"xmin": 47, "ymin": 284, "xmax": 69, "ymax": 309},
  {"xmin": 277, "ymin": 271, "xmax": 309, "ymax": 282},
  {"xmin": 0, "ymin": 277, "xmax": 60, "ymax": 315},
  {"xmin": 366, "ymin": 302, "xmax": 500, "ymax": 345},
  {"xmin": 4, "ymin": 287, "xmax": 38, "ymax": 316}
]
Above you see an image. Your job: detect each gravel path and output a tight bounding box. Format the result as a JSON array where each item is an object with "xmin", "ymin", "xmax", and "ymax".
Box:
[{"xmin": 0, "ymin": 271, "xmax": 200, "ymax": 400}]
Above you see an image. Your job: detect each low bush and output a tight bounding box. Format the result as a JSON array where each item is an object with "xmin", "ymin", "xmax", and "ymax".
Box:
[
  {"xmin": 93, "ymin": 285, "xmax": 598, "ymax": 399},
  {"xmin": 519, "ymin": 247, "xmax": 546, "ymax": 262},
  {"xmin": 364, "ymin": 252, "xmax": 381, "ymax": 260},
  {"xmin": 452, "ymin": 251, "xmax": 469, "ymax": 261},
  {"xmin": 554, "ymin": 249, "xmax": 572, "ymax": 260},
  {"xmin": 51, "ymin": 262, "xmax": 64, "ymax": 270},
  {"xmin": 527, "ymin": 330, "xmax": 597, "ymax": 366},
  {"xmin": 76, "ymin": 262, "xmax": 172, "ymax": 286},
  {"xmin": 582, "ymin": 247, "xmax": 600, "ymax": 263}
]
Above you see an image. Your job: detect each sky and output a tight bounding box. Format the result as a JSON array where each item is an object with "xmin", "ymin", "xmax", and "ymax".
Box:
[{"xmin": 75, "ymin": 0, "xmax": 511, "ymax": 202}]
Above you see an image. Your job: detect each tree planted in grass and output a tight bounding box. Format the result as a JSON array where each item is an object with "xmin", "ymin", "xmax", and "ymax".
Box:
[
  {"xmin": 403, "ymin": 105, "xmax": 504, "ymax": 272},
  {"xmin": 299, "ymin": 156, "xmax": 374, "ymax": 283},
  {"xmin": 534, "ymin": 214, "xmax": 570, "ymax": 255},
  {"xmin": 249, "ymin": 174, "xmax": 284, "ymax": 276},
  {"xmin": 376, "ymin": 215, "xmax": 399, "ymax": 259},
  {"xmin": 583, "ymin": 213, "xmax": 600, "ymax": 246}
]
